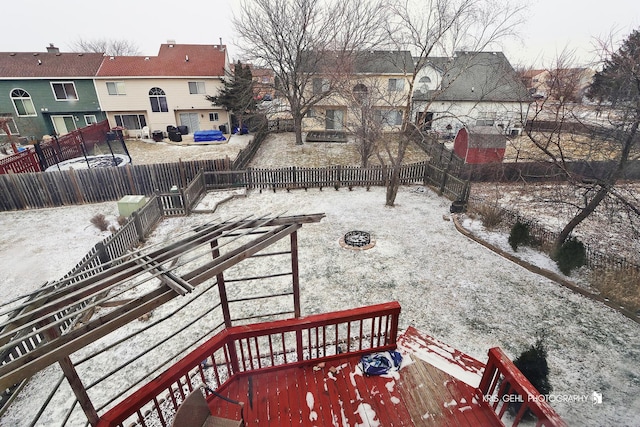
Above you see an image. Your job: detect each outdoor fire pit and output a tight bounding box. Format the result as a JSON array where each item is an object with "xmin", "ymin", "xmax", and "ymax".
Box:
[{"xmin": 339, "ymin": 230, "xmax": 375, "ymax": 250}]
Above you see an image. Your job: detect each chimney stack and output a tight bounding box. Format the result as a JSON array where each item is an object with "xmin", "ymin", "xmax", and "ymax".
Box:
[{"xmin": 46, "ymin": 44, "xmax": 59, "ymax": 54}]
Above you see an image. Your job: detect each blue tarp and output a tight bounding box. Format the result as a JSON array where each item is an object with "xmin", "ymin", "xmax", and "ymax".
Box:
[{"xmin": 193, "ymin": 130, "xmax": 226, "ymax": 142}]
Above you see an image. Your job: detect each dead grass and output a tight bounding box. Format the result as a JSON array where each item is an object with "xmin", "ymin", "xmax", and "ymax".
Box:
[
  {"xmin": 590, "ymin": 269, "xmax": 640, "ymax": 313},
  {"xmin": 249, "ymin": 132, "xmax": 429, "ymax": 169},
  {"xmin": 90, "ymin": 214, "xmax": 109, "ymax": 232},
  {"xmin": 467, "ymin": 201, "xmax": 504, "ymax": 229}
]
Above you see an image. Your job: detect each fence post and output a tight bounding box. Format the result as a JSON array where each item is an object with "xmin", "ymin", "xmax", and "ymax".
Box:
[
  {"xmin": 131, "ymin": 211, "xmax": 146, "ymax": 243},
  {"xmin": 95, "ymin": 241, "xmax": 111, "ymax": 267}
]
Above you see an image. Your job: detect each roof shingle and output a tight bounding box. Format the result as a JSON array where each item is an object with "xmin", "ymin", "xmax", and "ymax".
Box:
[
  {"xmin": 96, "ymin": 44, "xmax": 227, "ymax": 77},
  {"xmin": 0, "ymin": 52, "xmax": 105, "ymax": 78}
]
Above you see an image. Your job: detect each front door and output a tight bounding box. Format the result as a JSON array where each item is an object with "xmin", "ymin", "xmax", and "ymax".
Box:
[
  {"xmin": 179, "ymin": 113, "xmax": 200, "ymax": 133},
  {"xmin": 51, "ymin": 115, "xmax": 77, "ymax": 135}
]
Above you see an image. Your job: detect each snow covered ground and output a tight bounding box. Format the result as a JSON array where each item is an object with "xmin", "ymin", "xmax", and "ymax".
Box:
[{"xmin": 1, "ymin": 185, "xmax": 639, "ymax": 426}]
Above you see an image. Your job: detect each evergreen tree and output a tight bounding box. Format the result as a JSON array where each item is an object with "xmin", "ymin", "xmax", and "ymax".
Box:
[
  {"xmin": 207, "ymin": 61, "xmax": 257, "ymax": 132},
  {"xmin": 588, "ymin": 29, "xmax": 640, "ymax": 106}
]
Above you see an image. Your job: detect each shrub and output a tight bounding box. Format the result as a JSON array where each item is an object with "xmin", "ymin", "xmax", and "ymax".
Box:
[
  {"xmin": 507, "ymin": 339, "xmax": 552, "ymax": 418},
  {"xmin": 554, "ymin": 237, "xmax": 587, "ymax": 276},
  {"xmin": 90, "ymin": 214, "xmax": 109, "ymax": 232},
  {"xmin": 509, "ymin": 221, "xmax": 531, "ymax": 251},
  {"xmin": 117, "ymin": 215, "xmax": 127, "ymax": 226},
  {"xmin": 471, "ymin": 203, "xmax": 503, "ymax": 229}
]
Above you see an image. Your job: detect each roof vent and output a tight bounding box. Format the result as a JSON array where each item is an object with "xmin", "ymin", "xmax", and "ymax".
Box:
[
  {"xmin": 37, "ymin": 59, "xmax": 42, "ymax": 65},
  {"xmin": 9, "ymin": 53, "xmax": 15, "ymax": 56},
  {"xmin": 185, "ymin": 55, "xmax": 189, "ymax": 62},
  {"xmin": 109, "ymin": 56, "xmax": 115, "ymax": 60},
  {"xmin": 144, "ymin": 56, "xmax": 150, "ymax": 61},
  {"xmin": 33, "ymin": 53, "xmax": 39, "ymax": 56}
]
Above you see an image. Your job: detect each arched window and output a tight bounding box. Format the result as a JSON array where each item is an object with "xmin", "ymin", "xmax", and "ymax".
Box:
[
  {"xmin": 11, "ymin": 89, "xmax": 36, "ymax": 116},
  {"xmin": 353, "ymin": 83, "xmax": 368, "ymax": 103},
  {"xmin": 419, "ymin": 76, "xmax": 432, "ymax": 83},
  {"xmin": 149, "ymin": 87, "xmax": 168, "ymax": 112}
]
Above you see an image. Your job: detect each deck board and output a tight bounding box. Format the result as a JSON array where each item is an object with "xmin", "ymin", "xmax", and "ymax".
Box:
[{"xmin": 205, "ymin": 328, "xmax": 503, "ymax": 426}]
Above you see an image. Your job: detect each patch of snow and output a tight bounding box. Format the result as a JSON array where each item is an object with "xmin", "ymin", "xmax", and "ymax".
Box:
[
  {"xmin": 1, "ymin": 185, "xmax": 639, "ymax": 426},
  {"xmin": 354, "ymin": 402, "xmax": 380, "ymax": 427}
]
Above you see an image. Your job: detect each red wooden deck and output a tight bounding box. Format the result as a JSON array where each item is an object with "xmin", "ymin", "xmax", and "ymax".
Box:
[{"xmin": 208, "ymin": 328, "xmax": 502, "ymax": 426}]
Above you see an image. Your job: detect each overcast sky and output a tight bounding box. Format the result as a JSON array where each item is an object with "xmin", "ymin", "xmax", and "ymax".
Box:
[{"xmin": 2, "ymin": 0, "xmax": 638, "ymax": 69}]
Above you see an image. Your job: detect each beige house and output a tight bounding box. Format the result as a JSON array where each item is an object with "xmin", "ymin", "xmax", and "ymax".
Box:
[
  {"xmin": 95, "ymin": 43, "xmax": 231, "ymax": 138},
  {"xmin": 302, "ymin": 51, "xmax": 414, "ymax": 133}
]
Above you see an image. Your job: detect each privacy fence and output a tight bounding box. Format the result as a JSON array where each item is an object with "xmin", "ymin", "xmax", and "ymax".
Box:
[{"xmin": 0, "ymin": 158, "xmax": 231, "ymax": 211}]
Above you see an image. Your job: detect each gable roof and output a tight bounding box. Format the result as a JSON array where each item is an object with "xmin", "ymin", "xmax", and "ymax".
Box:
[
  {"xmin": 0, "ymin": 51, "xmax": 105, "ymax": 79},
  {"xmin": 96, "ymin": 44, "xmax": 228, "ymax": 78},
  {"xmin": 458, "ymin": 126, "xmax": 507, "ymax": 149},
  {"xmin": 414, "ymin": 51, "xmax": 530, "ymax": 102}
]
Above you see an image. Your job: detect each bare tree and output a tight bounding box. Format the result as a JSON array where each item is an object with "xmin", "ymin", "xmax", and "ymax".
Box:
[
  {"xmin": 522, "ymin": 30, "xmax": 640, "ymax": 248},
  {"xmin": 375, "ymin": 0, "xmax": 527, "ymax": 206},
  {"xmin": 233, "ymin": 0, "xmax": 389, "ymax": 145},
  {"xmin": 69, "ymin": 38, "xmax": 141, "ymax": 56}
]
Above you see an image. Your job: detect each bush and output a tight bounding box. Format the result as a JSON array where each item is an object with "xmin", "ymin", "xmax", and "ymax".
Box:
[
  {"xmin": 507, "ymin": 339, "xmax": 552, "ymax": 418},
  {"xmin": 554, "ymin": 237, "xmax": 587, "ymax": 276},
  {"xmin": 470, "ymin": 203, "xmax": 503, "ymax": 229},
  {"xmin": 509, "ymin": 221, "xmax": 531, "ymax": 251},
  {"xmin": 90, "ymin": 214, "xmax": 110, "ymax": 232}
]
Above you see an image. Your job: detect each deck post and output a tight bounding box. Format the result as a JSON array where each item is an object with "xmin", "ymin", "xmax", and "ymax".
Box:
[
  {"xmin": 290, "ymin": 231, "xmax": 301, "ymax": 318},
  {"xmin": 211, "ymin": 239, "xmax": 240, "ymax": 373},
  {"xmin": 42, "ymin": 323, "xmax": 99, "ymax": 426},
  {"xmin": 210, "ymin": 239, "xmax": 232, "ymax": 327}
]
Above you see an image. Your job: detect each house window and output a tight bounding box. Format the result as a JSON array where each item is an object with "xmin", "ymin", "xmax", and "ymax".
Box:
[
  {"xmin": 325, "ymin": 109, "xmax": 344, "ymax": 130},
  {"xmin": 0, "ymin": 115, "xmax": 19, "ymax": 135},
  {"xmin": 388, "ymin": 78, "xmax": 405, "ymax": 92},
  {"xmin": 10, "ymin": 89, "xmax": 36, "ymax": 116},
  {"xmin": 261, "ymin": 76, "xmax": 270, "ymax": 83},
  {"xmin": 374, "ymin": 109, "xmax": 403, "ymax": 126},
  {"xmin": 313, "ymin": 78, "xmax": 329, "ymax": 95},
  {"xmin": 209, "ymin": 112, "xmax": 219, "ymax": 121},
  {"xmin": 114, "ymin": 114, "xmax": 147, "ymax": 130},
  {"xmin": 106, "ymin": 81, "xmax": 126, "ymax": 95},
  {"xmin": 84, "ymin": 115, "xmax": 97, "ymax": 125},
  {"xmin": 189, "ymin": 82, "xmax": 206, "ymax": 94},
  {"xmin": 51, "ymin": 82, "xmax": 78, "ymax": 100},
  {"xmin": 306, "ymin": 108, "xmax": 316, "ymax": 118},
  {"xmin": 476, "ymin": 111, "xmax": 496, "ymax": 126},
  {"xmin": 149, "ymin": 87, "xmax": 168, "ymax": 112}
]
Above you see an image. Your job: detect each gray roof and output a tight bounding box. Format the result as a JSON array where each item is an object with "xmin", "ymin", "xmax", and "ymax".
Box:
[
  {"xmin": 351, "ymin": 51, "xmax": 414, "ymax": 74},
  {"xmin": 300, "ymin": 50, "xmax": 415, "ymax": 74},
  {"xmin": 414, "ymin": 51, "xmax": 530, "ymax": 102},
  {"xmin": 460, "ymin": 126, "xmax": 507, "ymax": 149}
]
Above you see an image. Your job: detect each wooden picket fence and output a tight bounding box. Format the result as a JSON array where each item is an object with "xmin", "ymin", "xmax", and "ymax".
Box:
[
  {"xmin": 204, "ymin": 161, "xmax": 469, "ymax": 202},
  {"xmin": 469, "ymin": 194, "xmax": 640, "ymax": 278}
]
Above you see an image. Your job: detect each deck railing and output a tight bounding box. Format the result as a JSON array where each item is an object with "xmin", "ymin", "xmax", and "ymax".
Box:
[
  {"xmin": 96, "ymin": 302, "xmax": 401, "ymax": 427},
  {"xmin": 479, "ymin": 347, "xmax": 568, "ymax": 427}
]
